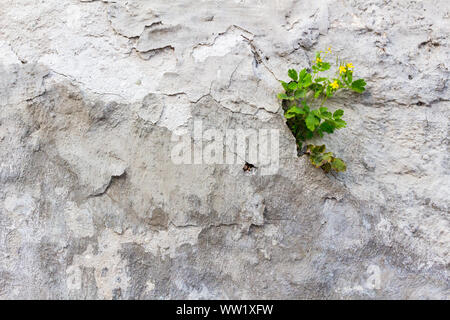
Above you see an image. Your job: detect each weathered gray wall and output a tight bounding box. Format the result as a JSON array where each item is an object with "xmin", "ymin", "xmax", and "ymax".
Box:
[{"xmin": 0, "ymin": 0, "xmax": 449, "ymax": 299}]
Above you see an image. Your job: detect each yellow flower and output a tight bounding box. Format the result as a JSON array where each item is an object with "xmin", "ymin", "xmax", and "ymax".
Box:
[
  {"xmin": 316, "ymin": 57, "xmax": 322, "ymax": 63},
  {"xmin": 328, "ymin": 47, "xmax": 332, "ymax": 53},
  {"xmin": 330, "ymin": 81, "xmax": 339, "ymax": 89},
  {"xmin": 346, "ymin": 63, "xmax": 354, "ymax": 69},
  {"xmin": 339, "ymin": 66, "xmax": 347, "ymax": 74}
]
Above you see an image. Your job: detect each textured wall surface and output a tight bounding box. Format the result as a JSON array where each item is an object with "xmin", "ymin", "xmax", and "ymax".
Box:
[{"xmin": 0, "ymin": 0, "xmax": 449, "ymax": 299}]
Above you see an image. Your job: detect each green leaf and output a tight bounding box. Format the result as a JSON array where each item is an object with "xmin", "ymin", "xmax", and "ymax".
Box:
[
  {"xmin": 301, "ymin": 100, "xmax": 308, "ymax": 108},
  {"xmin": 334, "ymin": 119, "xmax": 347, "ymax": 128},
  {"xmin": 322, "ymin": 152, "xmax": 334, "ymax": 163},
  {"xmin": 314, "ymin": 90, "xmax": 321, "ymax": 98},
  {"xmin": 286, "ymin": 106, "xmax": 305, "ymax": 117},
  {"xmin": 288, "ymin": 82, "xmax": 298, "ymax": 90},
  {"xmin": 310, "ymin": 155, "xmax": 324, "ymax": 168},
  {"xmin": 306, "ymin": 144, "xmax": 325, "ymax": 154},
  {"xmin": 299, "ymin": 68, "xmax": 307, "ymax": 81},
  {"xmin": 319, "ymin": 121, "xmax": 335, "ymax": 134},
  {"xmin": 294, "ymin": 89, "xmax": 306, "ymax": 99},
  {"xmin": 320, "ymin": 62, "xmax": 331, "ymax": 71},
  {"xmin": 352, "ymin": 79, "xmax": 366, "ymax": 87},
  {"xmin": 333, "ymin": 109, "xmax": 344, "ymax": 119},
  {"xmin": 277, "ymin": 93, "xmax": 289, "ymax": 100},
  {"xmin": 280, "ymin": 81, "xmax": 289, "ymax": 91},
  {"xmin": 285, "ymin": 113, "xmax": 296, "ymax": 119},
  {"xmin": 302, "ymin": 73, "xmax": 312, "ymax": 87},
  {"xmin": 316, "ymin": 144, "xmax": 325, "ymax": 153},
  {"xmin": 288, "ymin": 69, "xmax": 298, "ymax": 81},
  {"xmin": 347, "ymin": 72, "xmax": 353, "ymax": 84},
  {"xmin": 305, "ymin": 114, "xmax": 320, "ymax": 131},
  {"xmin": 311, "ymin": 109, "xmax": 320, "ymax": 117},
  {"xmin": 301, "ymin": 101, "xmax": 310, "ymax": 114},
  {"xmin": 284, "ymin": 112, "xmax": 295, "ymax": 119},
  {"xmin": 331, "ymin": 158, "xmax": 347, "ymax": 172},
  {"xmin": 315, "ymin": 77, "xmax": 327, "ymax": 82},
  {"xmin": 317, "ymin": 129, "xmax": 324, "ymax": 138},
  {"xmin": 322, "ymin": 163, "xmax": 332, "ymax": 173},
  {"xmin": 351, "ymin": 79, "xmax": 366, "ymax": 93},
  {"xmin": 319, "ymin": 109, "xmax": 332, "ymax": 119}
]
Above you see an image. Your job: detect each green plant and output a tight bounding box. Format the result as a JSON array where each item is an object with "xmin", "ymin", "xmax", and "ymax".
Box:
[{"xmin": 277, "ymin": 47, "xmax": 366, "ymax": 173}]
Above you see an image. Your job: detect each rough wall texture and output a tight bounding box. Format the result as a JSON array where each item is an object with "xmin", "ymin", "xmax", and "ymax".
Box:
[{"xmin": 0, "ymin": 0, "xmax": 449, "ymax": 299}]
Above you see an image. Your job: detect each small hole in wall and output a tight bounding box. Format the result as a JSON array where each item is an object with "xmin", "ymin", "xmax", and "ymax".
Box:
[{"xmin": 243, "ymin": 162, "xmax": 256, "ymax": 172}]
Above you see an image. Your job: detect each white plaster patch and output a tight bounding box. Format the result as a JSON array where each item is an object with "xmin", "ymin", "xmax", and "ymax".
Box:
[
  {"xmin": 0, "ymin": 41, "xmax": 21, "ymax": 65},
  {"xmin": 65, "ymin": 201, "xmax": 95, "ymax": 238},
  {"xmin": 192, "ymin": 32, "xmax": 242, "ymax": 62},
  {"xmin": 4, "ymin": 194, "xmax": 36, "ymax": 216},
  {"xmin": 145, "ymin": 280, "xmax": 155, "ymax": 293},
  {"xmin": 142, "ymin": 225, "xmax": 202, "ymax": 258},
  {"xmin": 69, "ymin": 231, "xmax": 129, "ymax": 300},
  {"xmin": 157, "ymin": 95, "xmax": 192, "ymax": 134}
]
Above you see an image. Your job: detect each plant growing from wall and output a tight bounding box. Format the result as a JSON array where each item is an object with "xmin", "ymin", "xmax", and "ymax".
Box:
[{"xmin": 277, "ymin": 47, "xmax": 366, "ymax": 173}]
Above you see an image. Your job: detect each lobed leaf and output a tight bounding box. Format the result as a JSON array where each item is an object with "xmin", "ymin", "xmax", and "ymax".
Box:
[
  {"xmin": 294, "ymin": 89, "xmax": 306, "ymax": 99},
  {"xmin": 351, "ymin": 79, "xmax": 366, "ymax": 93},
  {"xmin": 285, "ymin": 106, "xmax": 305, "ymax": 119},
  {"xmin": 305, "ymin": 113, "xmax": 320, "ymax": 131},
  {"xmin": 280, "ymin": 80, "xmax": 289, "ymax": 91},
  {"xmin": 288, "ymin": 69, "xmax": 298, "ymax": 81},
  {"xmin": 319, "ymin": 121, "xmax": 335, "ymax": 134},
  {"xmin": 331, "ymin": 158, "xmax": 347, "ymax": 172},
  {"xmin": 288, "ymin": 82, "xmax": 298, "ymax": 90},
  {"xmin": 333, "ymin": 109, "xmax": 344, "ymax": 119}
]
